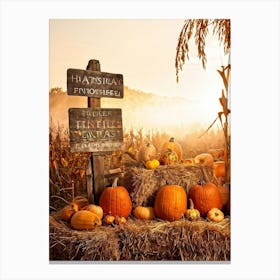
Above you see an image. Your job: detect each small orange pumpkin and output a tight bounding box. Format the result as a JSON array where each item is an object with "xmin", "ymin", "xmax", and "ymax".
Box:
[
  {"xmin": 99, "ymin": 177, "xmax": 132, "ymax": 218},
  {"xmin": 83, "ymin": 204, "xmax": 103, "ymax": 220},
  {"xmin": 138, "ymin": 143, "xmax": 157, "ymax": 163},
  {"xmin": 133, "ymin": 206, "xmax": 155, "ymax": 220},
  {"xmin": 60, "ymin": 202, "xmax": 78, "ymax": 222},
  {"xmin": 103, "ymin": 215, "xmax": 115, "ymax": 225},
  {"xmin": 70, "ymin": 210, "xmax": 101, "ymax": 230},
  {"xmin": 207, "ymin": 208, "xmax": 224, "ymax": 222},
  {"xmin": 114, "ymin": 216, "xmax": 127, "ymax": 225},
  {"xmin": 145, "ymin": 159, "xmax": 160, "ymax": 169},
  {"xmin": 154, "ymin": 184, "xmax": 187, "ymax": 221},
  {"xmin": 161, "ymin": 137, "xmax": 182, "ymax": 161}
]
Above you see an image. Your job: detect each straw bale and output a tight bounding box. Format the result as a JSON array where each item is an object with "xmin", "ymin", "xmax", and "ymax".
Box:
[
  {"xmin": 118, "ymin": 218, "xmax": 230, "ymax": 261},
  {"xmin": 121, "ymin": 164, "xmax": 215, "ymax": 207},
  {"xmin": 49, "ymin": 215, "xmax": 120, "ymax": 261},
  {"xmin": 49, "ymin": 214, "xmax": 230, "ymax": 261}
]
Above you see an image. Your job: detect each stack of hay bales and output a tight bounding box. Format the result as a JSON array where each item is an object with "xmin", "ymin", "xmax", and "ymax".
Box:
[
  {"xmin": 50, "ymin": 216, "xmax": 230, "ymax": 261},
  {"xmin": 49, "ymin": 163, "xmax": 230, "ymax": 262},
  {"xmin": 121, "ymin": 164, "xmax": 214, "ymax": 207}
]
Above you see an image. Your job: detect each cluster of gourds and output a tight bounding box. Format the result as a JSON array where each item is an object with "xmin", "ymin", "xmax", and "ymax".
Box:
[
  {"xmin": 59, "ymin": 177, "xmax": 132, "ymax": 230},
  {"xmin": 139, "ymin": 138, "xmax": 226, "ymax": 181},
  {"xmin": 59, "ymin": 138, "xmax": 229, "ymax": 230},
  {"xmin": 60, "ymin": 173, "xmax": 229, "ymax": 230},
  {"xmin": 153, "ymin": 182, "xmax": 226, "ymax": 222},
  {"xmin": 138, "ymin": 137, "xmax": 182, "ymax": 169},
  {"xmin": 139, "ymin": 139, "xmax": 229, "ymax": 217}
]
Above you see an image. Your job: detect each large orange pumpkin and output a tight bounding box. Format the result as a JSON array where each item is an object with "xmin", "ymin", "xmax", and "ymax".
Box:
[
  {"xmin": 161, "ymin": 137, "xmax": 182, "ymax": 161},
  {"xmin": 154, "ymin": 185, "xmax": 187, "ymax": 221},
  {"xmin": 189, "ymin": 181, "xmax": 222, "ymax": 216},
  {"xmin": 99, "ymin": 177, "xmax": 132, "ymax": 218}
]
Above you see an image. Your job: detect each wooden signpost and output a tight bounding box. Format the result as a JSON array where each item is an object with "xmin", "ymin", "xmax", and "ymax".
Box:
[
  {"xmin": 69, "ymin": 108, "xmax": 123, "ymax": 153},
  {"xmin": 67, "ymin": 68, "xmax": 123, "ymax": 98},
  {"xmin": 67, "ymin": 59, "xmax": 124, "ymax": 203}
]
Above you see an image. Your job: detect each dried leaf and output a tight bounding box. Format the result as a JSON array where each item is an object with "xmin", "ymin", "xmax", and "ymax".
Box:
[{"xmin": 61, "ymin": 157, "xmax": 68, "ymax": 167}]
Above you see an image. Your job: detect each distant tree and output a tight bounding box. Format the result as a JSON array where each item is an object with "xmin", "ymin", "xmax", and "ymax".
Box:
[{"xmin": 175, "ymin": 19, "xmax": 231, "ymax": 186}]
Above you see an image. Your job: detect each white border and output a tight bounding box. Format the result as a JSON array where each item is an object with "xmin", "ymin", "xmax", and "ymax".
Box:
[{"xmin": 1, "ymin": 1, "xmax": 279, "ymax": 280}]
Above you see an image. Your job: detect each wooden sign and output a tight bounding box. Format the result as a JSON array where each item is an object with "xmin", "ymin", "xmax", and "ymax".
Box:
[
  {"xmin": 67, "ymin": 68, "xmax": 123, "ymax": 98},
  {"xmin": 69, "ymin": 108, "xmax": 123, "ymax": 153}
]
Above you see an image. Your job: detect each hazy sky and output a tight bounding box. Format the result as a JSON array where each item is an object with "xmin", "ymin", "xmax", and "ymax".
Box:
[{"xmin": 49, "ymin": 19, "xmax": 229, "ymax": 123}]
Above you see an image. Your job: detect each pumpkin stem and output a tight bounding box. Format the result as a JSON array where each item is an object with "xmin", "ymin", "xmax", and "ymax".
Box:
[
  {"xmin": 169, "ymin": 137, "xmax": 175, "ymax": 142},
  {"xmin": 112, "ymin": 177, "xmax": 119, "ymax": 187},
  {"xmin": 200, "ymin": 166, "xmax": 210, "ymax": 182},
  {"xmin": 198, "ymin": 180, "xmax": 206, "ymax": 186},
  {"xmin": 189, "ymin": 198, "xmax": 194, "ymax": 209}
]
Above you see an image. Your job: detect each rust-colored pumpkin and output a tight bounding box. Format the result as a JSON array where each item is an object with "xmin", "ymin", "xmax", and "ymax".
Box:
[
  {"xmin": 99, "ymin": 177, "xmax": 132, "ymax": 218},
  {"xmin": 189, "ymin": 181, "xmax": 222, "ymax": 216},
  {"xmin": 138, "ymin": 143, "xmax": 157, "ymax": 163},
  {"xmin": 72, "ymin": 196, "xmax": 89, "ymax": 210},
  {"xmin": 213, "ymin": 161, "xmax": 225, "ymax": 178},
  {"xmin": 60, "ymin": 202, "xmax": 78, "ymax": 222},
  {"xmin": 160, "ymin": 148, "xmax": 179, "ymax": 165},
  {"xmin": 83, "ymin": 204, "xmax": 103, "ymax": 220},
  {"xmin": 70, "ymin": 210, "xmax": 101, "ymax": 230},
  {"xmin": 161, "ymin": 137, "xmax": 182, "ymax": 161},
  {"xmin": 133, "ymin": 206, "xmax": 155, "ymax": 220},
  {"xmin": 154, "ymin": 185, "xmax": 187, "ymax": 221}
]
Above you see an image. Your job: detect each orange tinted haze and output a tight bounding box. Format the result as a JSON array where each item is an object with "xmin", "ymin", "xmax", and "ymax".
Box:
[{"xmin": 49, "ymin": 19, "xmax": 229, "ymax": 125}]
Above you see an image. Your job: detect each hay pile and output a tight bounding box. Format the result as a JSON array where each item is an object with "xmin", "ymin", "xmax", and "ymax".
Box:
[
  {"xmin": 50, "ymin": 215, "xmax": 230, "ymax": 261},
  {"xmin": 49, "ymin": 215, "xmax": 120, "ymax": 261},
  {"xmin": 50, "ymin": 164, "xmax": 230, "ymax": 262},
  {"xmin": 121, "ymin": 164, "xmax": 215, "ymax": 207}
]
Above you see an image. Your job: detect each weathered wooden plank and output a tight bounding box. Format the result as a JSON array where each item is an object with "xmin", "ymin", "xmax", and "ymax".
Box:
[
  {"xmin": 86, "ymin": 157, "xmax": 94, "ymax": 203},
  {"xmin": 93, "ymin": 155, "xmax": 105, "ymax": 203},
  {"xmin": 86, "ymin": 59, "xmax": 105, "ymax": 205},
  {"xmin": 67, "ymin": 68, "xmax": 123, "ymax": 98},
  {"xmin": 68, "ymin": 108, "xmax": 123, "ymax": 153}
]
